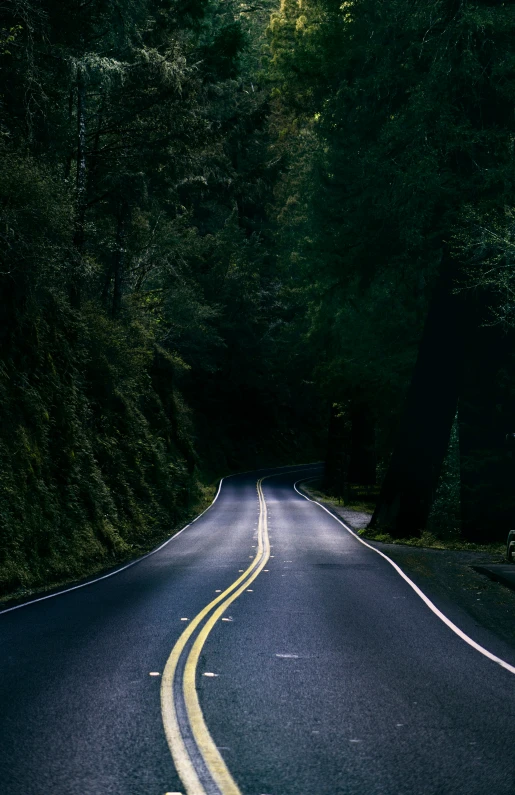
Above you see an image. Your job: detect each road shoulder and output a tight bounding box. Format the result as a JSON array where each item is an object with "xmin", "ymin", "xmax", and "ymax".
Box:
[{"xmin": 300, "ymin": 482, "xmax": 515, "ymax": 654}]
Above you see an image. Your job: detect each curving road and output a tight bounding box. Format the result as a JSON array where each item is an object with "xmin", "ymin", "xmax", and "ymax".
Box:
[{"xmin": 1, "ymin": 464, "xmax": 515, "ymax": 795}]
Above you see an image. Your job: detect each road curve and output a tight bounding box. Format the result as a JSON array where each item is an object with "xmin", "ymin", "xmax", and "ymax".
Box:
[{"xmin": 1, "ymin": 464, "xmax": 515, "ymax": 795}]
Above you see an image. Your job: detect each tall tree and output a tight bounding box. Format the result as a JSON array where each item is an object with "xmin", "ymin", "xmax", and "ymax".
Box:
[{"xmin": 268, "ymin": 0, "xmax": 515, "ymax": 537}]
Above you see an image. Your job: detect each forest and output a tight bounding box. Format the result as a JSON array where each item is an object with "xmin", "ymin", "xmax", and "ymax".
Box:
[{"xmin": 1, "ymin": 0, "xmax": 515, "ymax": 599}]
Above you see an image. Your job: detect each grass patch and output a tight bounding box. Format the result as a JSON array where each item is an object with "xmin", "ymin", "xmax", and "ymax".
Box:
[
  {"xmin": 358, "ymin": 527, "xmax": 505, "ymax": 555},
  {"xmin": 301, "ymin": 478, "xmax": 505, "ymax": 556},
  {"xmin": 302, "ymin": 478, "xmax": 377, "ymax": 513}
]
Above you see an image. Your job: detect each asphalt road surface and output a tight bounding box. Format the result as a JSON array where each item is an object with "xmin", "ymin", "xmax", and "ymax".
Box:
[{"xmin": 2, "ymin": 464, "xmax": 515, "ymax": 795}]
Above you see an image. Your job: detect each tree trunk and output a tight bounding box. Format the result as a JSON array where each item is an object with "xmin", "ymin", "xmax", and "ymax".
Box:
[
  {"xmin": 88, "ymin": 91, "xmax": 106, "ymax": 190},
  {"xmin": 101, "ymin": 263, "xmax": 113, "ymax": 308},
  {"xmin": 71, "ymin": 61, "xmax": 87, "ymax": 308},
  {"xmin": 323, "ymin": 402, "xmax": 349, "ymax": 498},
  {"xmin": 347, "ymin": 401, "xmax": 376, "ymax": 485},
  {"xmin": 370, "ymin": 264, "xmax": 468, "ymax": 537},
  {"xmin": 112, "ymin": 202, "xmax": 129, "ymax": 317},
  {"xmin": 73, "ymin": 63, "xmax": 87, "ymax": 249},
  {"xmin": 459, "ymin": 326, "xmax": 515, "ymax": 542}
]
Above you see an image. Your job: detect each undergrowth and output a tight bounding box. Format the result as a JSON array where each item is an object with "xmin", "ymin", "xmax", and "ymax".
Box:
[
  {"xmin": 358, "ymin": 528, "xmax": 505, "ymax": 555},
  {"xmin": 301, "ymin": 477, "xmax": 505, "ymax": 555}
]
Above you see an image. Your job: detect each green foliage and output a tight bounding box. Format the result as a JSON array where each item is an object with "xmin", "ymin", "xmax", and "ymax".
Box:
[
  {"xmin": 0, "ymin": 147, "xmax": 197, "ymax": 595},
  {"xmin": 0, "ymin": 0, "xmax": 327, "ymax": 599},
  {"xmin": 10, "ymin": 0, "xmax": 515, "ymax": 587},
  {"xmin": 264, "ymin": 0, "xmax": 515, "ymax": 540},
  {"xmin": 358, "ymin": 527, "xmax": 504, "ymax": 554},
  {"xmin": 453, "ymin": 207, "xmax": 515, "ymax": 327}
]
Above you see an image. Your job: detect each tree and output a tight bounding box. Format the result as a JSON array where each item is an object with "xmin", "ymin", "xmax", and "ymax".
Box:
[
  {"xmin": 268, "ymin": 0, "xmax": 515, "ymax": 538},
  {"xmin": 0, "ymin": 0, "xmax": 327, "ymax": 596}
]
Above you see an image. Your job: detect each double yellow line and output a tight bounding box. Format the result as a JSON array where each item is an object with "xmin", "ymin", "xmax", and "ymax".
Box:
[{"xmin": 160, "ymin": 477, "xmax": 270, "ymax": 795}]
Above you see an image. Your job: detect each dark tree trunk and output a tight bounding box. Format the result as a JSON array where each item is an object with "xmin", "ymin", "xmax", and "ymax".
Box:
[
  {"xmin": 459, "ymin": 326, "xmax": 515, "ymax": 542},
  {"xmin": 71, "ymin": 62, "xmax": 87, "ymax": 308},
  {"xmin": 324, "ymin": 402, "xmax": 350, "ymax": 498},
  {"xmin": 73, "ymin": 63, "xmax": 87, "ymax": 251},
  {"xmin": 370, "ymin": 264, "xmax": 469, "ymax": 537},
  {"xmin": 88, "ymin": 91, "xmax": 106, "ymax": 190},
  {"xmin": 348, "ymin": 401, "xmax": 376, "ymax": 485},
  {"xmin": 112, "ymin": 202, "xmax": 129, "ymax": 317},
  {"xmin": 324, "ymin": 402, "xmax": 339, "ymax": 492},
  {"xmin": 101, "ymin": 264, "xmax": 113, "ymax": 308}
]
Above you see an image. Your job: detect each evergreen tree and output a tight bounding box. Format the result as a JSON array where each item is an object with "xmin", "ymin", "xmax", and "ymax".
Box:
[{"xmin": 268, "ymin": 0, "xmax": 515, "ymax": 538}]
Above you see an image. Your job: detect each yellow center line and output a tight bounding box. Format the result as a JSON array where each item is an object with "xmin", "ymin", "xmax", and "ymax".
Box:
[
  {"xmin": 161, "ymin": 469, "xmax": 315, "ymax": 794},
  {"xmin": 160, "ymin": 478, "xmax": 268, "ymax": 795},
  {"xmin": 182, "ymin": 481, "xmax": 269, "ymax": 794}
]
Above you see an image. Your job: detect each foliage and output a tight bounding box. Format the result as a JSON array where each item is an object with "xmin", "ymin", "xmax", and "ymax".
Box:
[
  {"xmin": 0, "ymin": 0, "xmax": 325, "ymax": 597},
  {"xmin": 454, "ymin": 207, "xmax": 515, "ymax": 327},
  {"xmin": 266, "ymin": 0, "xmax": 515, "ymax": 539},
  {"xmin": 426, "ymin": 415, "xmax": 461, "ymax": 539},
  {"xmin": 5, "ymin": 0, "xmax": 515, "ymax": 592}
]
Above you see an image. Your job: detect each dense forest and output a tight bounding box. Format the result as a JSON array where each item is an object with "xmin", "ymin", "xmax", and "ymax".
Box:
[{"xmin": 2, "ymin": 0, "xmax": 515, "ymax": 598}]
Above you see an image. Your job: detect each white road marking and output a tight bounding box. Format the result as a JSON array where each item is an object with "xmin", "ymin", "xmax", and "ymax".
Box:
[
  {"xmin": 0, "ymin": 477, "xmax": 226, "ymax": 616},
  {"xmin": 1, "ymin": 466, "xmax": 323, "ymax": 620},
  {"xmin": 294, "ymin": 478, "xmax": 515, "ymax": 676},
  {"xmin": 203, "ymin": 672, "xmax": 218, "ymax": 677},
  {"xmin": 149, "ymin": 672, "xmax": 161, "ymax": 676}
]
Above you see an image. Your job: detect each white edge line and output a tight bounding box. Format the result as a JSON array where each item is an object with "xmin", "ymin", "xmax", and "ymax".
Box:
[
  {"xmin": 293, "ymin": 478, "xmax": 515, "ymax": 676},
  {"xmin": 0, "ymin": 477, "xmax": 226, "ymax": 617},
  {"xmin": 0, "ymin": 464, "xmax": 323, "ymax": 618}
]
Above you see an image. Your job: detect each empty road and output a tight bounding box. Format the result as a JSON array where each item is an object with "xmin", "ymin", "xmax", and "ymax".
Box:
[{"xmin": 1, "ymin": 464, "xmax": 515, "ymax": 795}]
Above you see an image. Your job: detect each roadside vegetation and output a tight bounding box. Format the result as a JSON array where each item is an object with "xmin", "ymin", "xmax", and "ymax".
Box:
[
  {"xmin": 2, "ymin": 0, "xmax": 515, "ymax": 600},
  {"xmin": 269, "ymin": 0, "xmax": 515, "ymax": 551},
  {"xmin": 301, "ymin": 478, "xmax": 505, "ymax": 557},
  {"xmin": 0, "ymin": 0, "xmax": 323, "ymax": 599}
]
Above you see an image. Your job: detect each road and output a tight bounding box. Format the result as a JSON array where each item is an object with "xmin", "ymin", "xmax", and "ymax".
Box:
[{"xmin": 1, "ymin": 463, "xmax": 515, "ymax": 795}]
